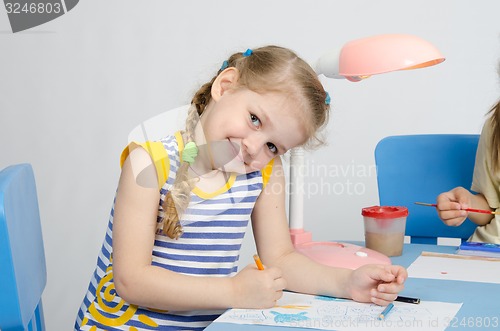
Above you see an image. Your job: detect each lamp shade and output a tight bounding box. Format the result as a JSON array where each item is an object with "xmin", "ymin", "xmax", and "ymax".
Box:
[
  {"xmin": 340, "ymin": 34, "xmax": 445, "ymax": 79},
  {"xmin": 315, "ymin": 34, "xmax": 445, "ymax": 81}
]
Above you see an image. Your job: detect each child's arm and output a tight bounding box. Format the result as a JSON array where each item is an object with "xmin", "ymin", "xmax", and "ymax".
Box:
[
  {"xmin": 436, "ymin": 186, "xmax": 494, "ymax": 226},
  {"xmin": 112, "ymin": 148, "xmax": 285, "ymax": 310},
  {"xmin": 251, "ymin": 157, "xmax": 406, "ymax": 306}
]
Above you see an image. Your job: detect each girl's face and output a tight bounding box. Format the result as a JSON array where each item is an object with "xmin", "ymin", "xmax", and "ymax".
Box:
[{"xmin": 200, "ymin": 87, "xmax": 308, "ymax": 174}]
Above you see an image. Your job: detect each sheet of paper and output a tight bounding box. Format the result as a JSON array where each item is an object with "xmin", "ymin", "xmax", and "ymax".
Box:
[
  {"xmin": 407, "ymin": 254, "xmax": 500, "ymax": 284},
  {"xmin": 215, "ymin": 291, "xmax": 462, "ymax": 331}
]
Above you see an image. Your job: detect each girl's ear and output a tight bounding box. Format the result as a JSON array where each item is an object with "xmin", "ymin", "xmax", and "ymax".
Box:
[{"xmin": 211, "ymin": 67, "xmax": 239, "ymax": 101}]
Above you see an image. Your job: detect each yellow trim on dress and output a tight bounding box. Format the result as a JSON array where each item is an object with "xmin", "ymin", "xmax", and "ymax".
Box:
[
  {"xmin": 176, "ymin": 132, "xmax": 238, "ymax": 198},
  {"xmin": 192, "ymin": 174, "xmax": 237, "ymax": 199},
  {"xmin": 175, "ymin": 131, "xmax": 184, "ymax": 154},
  {"xmin": 121, "ymin": 133, "xmax": 275, "ymax": 197},
  {"xmin": 262, "ymin": 158, "xmax": 275, "ymax": 189},
  {"xmin": 120, "ymin": 141, "xmax": 170, "ymax": 190}
]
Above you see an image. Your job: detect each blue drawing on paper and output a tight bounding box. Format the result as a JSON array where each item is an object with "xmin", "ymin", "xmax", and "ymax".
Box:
[
  {"xmin": 270, "ymin": 311, "xmax": 309, "ymax": 323},
  {"xmin": 315, "ymin": 295, "xmax": 345, "ymax": 302}
]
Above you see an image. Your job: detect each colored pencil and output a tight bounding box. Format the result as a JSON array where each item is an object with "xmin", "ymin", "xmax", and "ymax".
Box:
[
  {"xmin": 378, "ymin": 303, "xmax": 394, "ymax": 320},
  {"xmin": 253, "ymin": 254, "xmax": 265, "ymax": 270},
  {"xmin": 415, "ymin": 202, "xmax": 500, "ymax": 215}
]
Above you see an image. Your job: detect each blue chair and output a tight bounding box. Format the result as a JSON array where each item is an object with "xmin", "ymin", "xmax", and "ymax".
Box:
[
  {"xmin": 375, "ymin": 134, "xmax": 479, "ymax": 244},
  {"xmin": 0, "ymin": 164, "xmax": 46, "ymax": 331}
]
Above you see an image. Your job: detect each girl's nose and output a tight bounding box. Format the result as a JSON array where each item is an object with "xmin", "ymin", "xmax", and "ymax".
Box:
[{"xmin": 242, "ymin": 133, "xmax": 264, "ymax": 158}]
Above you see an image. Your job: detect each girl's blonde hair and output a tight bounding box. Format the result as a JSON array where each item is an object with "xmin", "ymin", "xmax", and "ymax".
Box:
[
  {"xmin": 488, "ymin": 100, "xmax": 500, "ymax": 172},
  {"xmin": 486, "ymin": 60, "xmax": 500, "ymax": 173},
  {"xmin": 161, "ymin": 45, "xmax": 330, "ymax": 239}
]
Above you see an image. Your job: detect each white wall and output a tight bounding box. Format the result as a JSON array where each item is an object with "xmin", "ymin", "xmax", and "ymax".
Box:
[{"xmin": 1, "ymin": 0, "xmax": 499, "ymax": 329}]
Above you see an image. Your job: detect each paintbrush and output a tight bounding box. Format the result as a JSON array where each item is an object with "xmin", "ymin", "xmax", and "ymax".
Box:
[{"xmin": 415, "ymin": 202, "xmax": 500, "ymax": 215}]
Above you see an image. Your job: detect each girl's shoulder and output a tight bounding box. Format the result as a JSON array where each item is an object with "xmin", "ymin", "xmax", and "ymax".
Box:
[{"xmin": 120, "ymin": 133, "xmax": 180, "ymax": 190}]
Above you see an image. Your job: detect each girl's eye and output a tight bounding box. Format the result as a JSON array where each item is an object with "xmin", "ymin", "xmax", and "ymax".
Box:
[
  {"xmin": 267, "ymin": 142, "xmax": 278, "ymax": 154},
  {"xmin": 250, "ymin": 114, "xmax": 261, "ymax": 127}
]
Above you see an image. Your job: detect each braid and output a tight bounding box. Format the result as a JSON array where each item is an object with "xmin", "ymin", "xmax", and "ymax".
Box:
[
  {"xmin": 191, "ymin": 80, "xmax": 213, "ymax": 115},
  {"xmin": 161, "ymin": 105, "xmax": 200, "ymax": 239}
]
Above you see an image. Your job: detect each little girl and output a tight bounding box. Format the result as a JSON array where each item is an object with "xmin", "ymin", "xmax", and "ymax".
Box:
[
  {"xmin": 437, "ymin": 99, "xmax": 500, "ymax": 244},
  {"xmin": 75, "ymin": 45, "xmax": 407, "ymax": 330}
]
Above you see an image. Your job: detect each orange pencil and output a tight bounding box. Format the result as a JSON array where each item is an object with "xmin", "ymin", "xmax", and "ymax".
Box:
[{"xmin": 253, "ymin": 254, "xmax": 265, "ymax": 270}]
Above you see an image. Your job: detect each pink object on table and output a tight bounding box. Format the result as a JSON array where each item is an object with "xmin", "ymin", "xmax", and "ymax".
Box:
[{"xmin": 290, "ymin": 229, "xmax": 391, "ymax": 270}]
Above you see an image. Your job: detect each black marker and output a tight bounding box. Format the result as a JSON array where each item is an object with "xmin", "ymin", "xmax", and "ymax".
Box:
[{"xmin": 395, "ymin": 296, "xmax": 420, "ymax": 304}]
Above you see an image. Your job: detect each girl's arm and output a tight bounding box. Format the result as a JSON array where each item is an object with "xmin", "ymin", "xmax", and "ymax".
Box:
[
  {"xmin": 251, "ymin": 157, "xmax": 406, "ymax": 305},
  {"xmin": 112, "ymin": 148, "xmax": 283, "ymax": 310}
]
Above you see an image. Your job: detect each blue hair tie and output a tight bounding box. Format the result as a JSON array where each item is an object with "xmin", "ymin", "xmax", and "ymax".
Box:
[
  {"xmin": 325, "ymin": 91, "xmax": 331, "ymax": 105},
  {"xmin": 243, "ymin": 49, "xmax": 253, "ymax": 57},
  {"xmin": 220, "ymin": 60, "xmax": 229, "ymax": 71}
]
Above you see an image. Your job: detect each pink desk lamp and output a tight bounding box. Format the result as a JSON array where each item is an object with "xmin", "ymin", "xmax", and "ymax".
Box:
[{"xmin": 290, "ymin": 34, "xmax": 445, "ymax": 269}]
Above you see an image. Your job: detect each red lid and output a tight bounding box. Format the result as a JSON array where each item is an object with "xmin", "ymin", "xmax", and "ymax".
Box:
[{"xmin": 361, "ymin": 206, "xmax": 408, "ymax": 219}]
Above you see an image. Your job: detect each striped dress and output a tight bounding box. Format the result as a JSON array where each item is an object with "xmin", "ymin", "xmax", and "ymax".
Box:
[{"xmin": 75, "ymin": 132, "xmax": 273, "ymax": 330}]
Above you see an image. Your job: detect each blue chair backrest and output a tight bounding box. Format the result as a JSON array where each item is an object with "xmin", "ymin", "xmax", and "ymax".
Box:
[
  {"xmin": 0, "ymin": 164, "xmax": 46, "ymax": 331},
  {"xmin": 375, "ymin": 134, "xmax": 479, "ymax": 244}
]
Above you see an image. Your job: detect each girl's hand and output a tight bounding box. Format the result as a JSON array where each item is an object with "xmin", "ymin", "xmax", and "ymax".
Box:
[
  {"xmin": 348, "ymin": 264, "xmax": 407, "ymax": 306},
  {"xmin": 231, "ymin": 263, "xmax": 287, "ymax": 309},
  {"xmin": 436, "ymin": 187, "xmax": 471, "ymax": 226}
]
